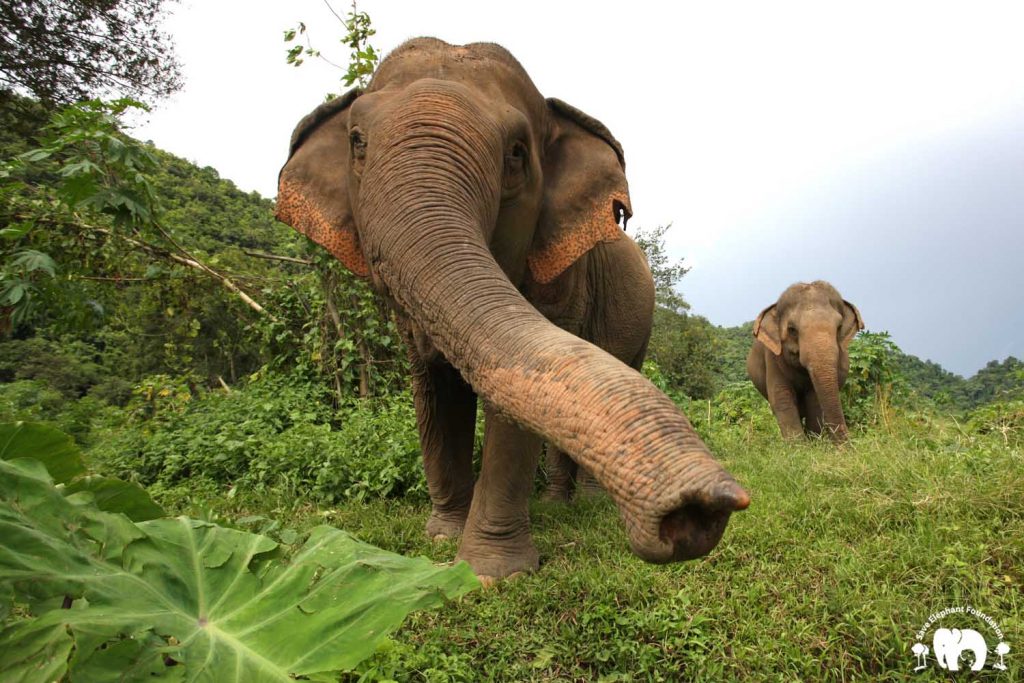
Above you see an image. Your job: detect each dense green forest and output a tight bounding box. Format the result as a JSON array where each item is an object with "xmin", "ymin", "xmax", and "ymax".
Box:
[{"xmin": 1, "ymin": 9, "xmax": 1021, "ymax": 677}]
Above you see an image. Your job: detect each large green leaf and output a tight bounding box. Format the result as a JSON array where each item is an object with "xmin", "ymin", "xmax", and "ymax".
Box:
[
  {"xmin": 0, "ymin": 421, "xmax": 165, "ymax": 520},
  {"xmin": 62, "ymin": 475, "xmax": 165, "ymax": 522},
  {"xmin": 0, "ymin": 458, "xmax": 479, "ymax": 682},
  {"xmin": 0, "ymin": 421, "xmax": 85, "ymax": 483}
]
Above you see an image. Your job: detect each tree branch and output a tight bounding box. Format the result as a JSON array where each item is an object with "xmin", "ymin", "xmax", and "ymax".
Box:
[{"xmin": 243, "ymin": 250, "xmax": 313, "ymax": 266}]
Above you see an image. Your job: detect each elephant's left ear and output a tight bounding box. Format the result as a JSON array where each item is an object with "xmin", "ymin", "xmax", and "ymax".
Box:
[
  {"xmin": 840, "ymin": 300, "xmax": 864, "ymax": 349},
  {"xmin": 528, "ymin": 98, "xmax": 631, "ymax": 284}
]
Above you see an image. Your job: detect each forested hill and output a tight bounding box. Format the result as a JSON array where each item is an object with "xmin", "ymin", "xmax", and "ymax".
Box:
[{"xmin": 1, "ymin": 93, "xmax": 1018, "ymax": 412}]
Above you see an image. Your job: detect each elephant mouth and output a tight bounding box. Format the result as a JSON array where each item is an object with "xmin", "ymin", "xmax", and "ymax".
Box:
[{"xmin": 627, "ymin": 474, "xmax": 750, "ymax": 563}]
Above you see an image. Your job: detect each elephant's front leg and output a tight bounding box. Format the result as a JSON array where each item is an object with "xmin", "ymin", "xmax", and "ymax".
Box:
[
  {"xmin": 410, "ymin": 357, "xmax": 478, "ymax": 539},
  {"xmin": 801, "ymin": 391, "xmax": 825, "ymax": 436},
  {"xmin": 457, "ymin": 404, "xmax": 543, "ymax": 580},
  {"xmin": 770, "ymin": 366, "xmax": 806, "ymax": 440}
]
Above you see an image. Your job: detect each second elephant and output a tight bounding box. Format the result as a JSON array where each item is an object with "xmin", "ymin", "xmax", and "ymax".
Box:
[{"xmin": 747, "ymin": 281, "xmax": 864, "ymax": 442}]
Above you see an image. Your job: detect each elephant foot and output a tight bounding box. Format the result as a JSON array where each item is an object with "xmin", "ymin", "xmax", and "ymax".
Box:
[
  {"xmin": 425, "ymin": 509, "xmax": 468, "ymax": 540},
  {"xmin": 456, "ymin": 530, "xmax": 540, "ymax": 580},
  {"xmin": 541, "ymin": 486, "xmax": 573, "ymax": 503},
  {"xmin": 477, "ymin": 571, "xmax": 526, "ymax": 589}
]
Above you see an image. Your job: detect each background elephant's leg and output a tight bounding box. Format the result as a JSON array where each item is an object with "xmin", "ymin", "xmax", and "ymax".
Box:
[
  {"xmin": 766, "ymin": 369, "xmax": 805, "ymax": 439},
  {"xmin": 543, "ymin": 444, "xmax": 577, "ymax": 502},
  {"xmin": 575, "ymin": 466, "xmax": 604, "ymax": 497},
  {"xmin": 802, "ymin": 390, "xmax": 825, "ymax": 436},
  {"xmin": 411, "ymin": 358, "xmax": 478, "ymax": 539},
  {"xmin": 458, "ymin": 404, "xmax": 543, "ymax": 579}
]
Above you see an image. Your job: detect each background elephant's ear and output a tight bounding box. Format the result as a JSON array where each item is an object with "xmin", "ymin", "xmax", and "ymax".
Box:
[
  {"xmin": 276, "ymin": 88, "xmax": 369, "ymax": 277},
  {"xmin": 528, "ymin": 98, "xmax": 631, "ymax": 284},
  {"xmin": 839, "ymin": 299, "xmax": 864, "ymax": 349},
  {"xmin": 753, "ymin": 304, "xmax": 783, "ymax": 356}
]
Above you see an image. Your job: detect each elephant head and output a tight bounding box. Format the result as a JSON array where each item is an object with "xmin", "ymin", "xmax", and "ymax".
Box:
[
  {"xmin": 754, "ymin": 281, "xmax": 863, "ymax": 441},
  {"xmin": 276, "ymin": 38, "xmax": 748, "ymax": 563},
  {"xmin": 933, "ymin": 628, "xmax": 988, "ymax": 671}
]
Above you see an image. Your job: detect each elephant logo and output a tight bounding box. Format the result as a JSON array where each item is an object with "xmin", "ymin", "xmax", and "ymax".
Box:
[
  {"xmin": 912, "ymin": 606, "xmax": 1010, "ymax": 674},
  {"xmin": 933, "ymin": 628, "xmax": 987, "ymax": 671}
]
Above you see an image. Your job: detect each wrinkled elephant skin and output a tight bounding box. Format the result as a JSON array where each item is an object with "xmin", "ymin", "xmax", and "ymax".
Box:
[{"xmin": 276, "ymin": 38, "xmax": 749, "ymax": 580}]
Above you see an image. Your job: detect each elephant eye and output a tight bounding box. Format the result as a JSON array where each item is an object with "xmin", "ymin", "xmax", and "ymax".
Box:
[
  {"xmin": 502, "ymin": 141, "xmax": 528, "ymax": 191},
  {"xmin": 787, "ymin": 323, "xmax": 798, "ymax": 338},
  {"xmin": 350, "ymin": 129, "xmax": 367, "ymax": 161}
]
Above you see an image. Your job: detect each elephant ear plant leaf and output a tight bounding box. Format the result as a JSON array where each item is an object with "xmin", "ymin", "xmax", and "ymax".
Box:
[
  {"xmin": 0, "ymin": 421, "xmax": 163, "ymax": 521},
  {"xmin": 0, "ymin": 438, "xmax": 480, "ymax": 682}
]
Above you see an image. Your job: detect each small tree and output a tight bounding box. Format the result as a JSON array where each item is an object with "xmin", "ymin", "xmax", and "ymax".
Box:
[{"xmin": 633, "ymin": 225, "xmax": 719, "ymax": 399}]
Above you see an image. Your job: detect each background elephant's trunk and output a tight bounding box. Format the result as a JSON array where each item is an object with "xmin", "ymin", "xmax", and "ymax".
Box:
[
  {"xmin": 358, "ymin": 83, "xmax": 747, "ymax": 562},
  {"xmin": 802, "ymin": 330, "xmax": 849, "ymax": 442}
]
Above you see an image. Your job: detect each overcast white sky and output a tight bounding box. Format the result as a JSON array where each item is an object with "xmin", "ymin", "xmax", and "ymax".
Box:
[{"xmin": 136, "ymin": 1, "xmax": 1024, "ymax": 376}]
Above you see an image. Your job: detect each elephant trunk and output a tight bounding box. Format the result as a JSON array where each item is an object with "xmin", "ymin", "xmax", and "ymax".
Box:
[
  {"xmin": 803, "ymin": 330, "xmax": 849, "ymax": 442},
  {"xmin": 358, "ymin": 83, "xmax": 748, "ymax": 563}
]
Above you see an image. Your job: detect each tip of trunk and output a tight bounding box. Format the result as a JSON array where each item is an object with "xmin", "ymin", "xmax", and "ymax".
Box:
[{"xmin": 627, "ymin": 474, "xmax": 749, "ymax": 564}]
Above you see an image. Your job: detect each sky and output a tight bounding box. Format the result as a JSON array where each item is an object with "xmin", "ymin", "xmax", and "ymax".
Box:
[{"xmin": 135, "ymin": 1, "xmax": 1024, "ymax": 377}]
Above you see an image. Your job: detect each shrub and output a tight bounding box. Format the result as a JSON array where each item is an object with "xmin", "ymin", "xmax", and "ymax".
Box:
[
  {"xmin": 0, "ymin": 337, "xmax": 104, "ymax": 397},
  {"xmin": 89, "ymin": 372, "xmax": 427, "ymax": 504},
  {"xmin": 843, "ymin": 331, "xmax": 904, "ymax": 425},
  {"xmin": 965, "ymin": 399, "xmax": 1024, "ymax": 446},
  {"xmin": 0, "ymin": 380, "xmax": 117, "ymax": 446}
]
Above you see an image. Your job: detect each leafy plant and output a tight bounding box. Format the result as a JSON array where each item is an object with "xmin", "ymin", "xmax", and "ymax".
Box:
[
  {"xmin": 843, "ymin": 331, "xmax": 904, "ymax": 425},
  {"xmin": 0, "ymin": 462, "xmax": 478, "ymax": 682},
  {"xmin": 965, "ymin": 398, "xmax": 1024, "ymax": 446},
  {"xmin": 0, "ymin": 422, "xmax": 479, "ymax": 681},
  {"xmin": 283, "ymin": 2, "xmax": 380, "ymax": 89},
  {"xmin": 0, "ymin": 421, "xmax": 164, "ymax": 522}
]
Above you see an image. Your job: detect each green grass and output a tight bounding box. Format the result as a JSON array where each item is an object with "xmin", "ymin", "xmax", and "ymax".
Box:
[{"xmin": 141, "ymin": 414, "xmax": 1022, "ymax": 681}]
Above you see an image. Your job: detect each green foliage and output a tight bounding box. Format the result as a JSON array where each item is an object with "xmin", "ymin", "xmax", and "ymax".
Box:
[
  {"xmin": 340, "ymin": 2, "xmax": 380, "ymax": 88},
  {"xmin": 957, "ymin": 356, "xmax": 1024, "ymax": 407},
  {"xmin": 218, "ymin": 408, "xmax": 1019, "ymax": 682},
  {"xmin": 0, "ymin": 449, "xmax": 478, "ymax": 681},
  {"xmin": 648, "ymin": 307, "xmax": 720, "ymax": 399},
  {"xmin": 8, "ymin": 98, "xmax": 160, "ymax": 229},
  {"xmin": 90, "ymin": 373, "xmax": 426, "ymax": 504},
  {"xmin": 633, "ymin": 224, "xmax": 690, "ymax": 314},
  {"xmin": 633, "ymin": 224, "xmax": 722, "ymax": 399},
  {"xmin": 1, "ymin": 98, "xmax": 164, "ymax": 330},
  {"xmin": 0, "ymin": 379, "xmax": 120, "ymax": 447},
  {"xmin": 0, "ymin": 0, "xmax": 182, "ymax": 105},
  {"xmin": 0, "ymin": 421, "xmax": 84, "ymax": 483},
  {"xmin": 283, "ymin": 2, "xmax": 380, "ymax": 90},
  {"xmin": 966, "ymin": 399, "xmax": 1024, "ymax": 446},
  {"xmin": 710, "ymin": 321, "xmax": 755, "ymax": 385},
  {"xmin": 692, "ymin": 381, "xmax": 777, "ymax": 440},
  {"xmin": 0, "ymin": 337, "xmax": 103, "ymax": 397},
  {"xmin": 0, "ymin": 421, "xmax": 163, "ymax": 521},
  {"xmin": 842, "ymin": 331, "xmax": 903, "ymax": 424}
]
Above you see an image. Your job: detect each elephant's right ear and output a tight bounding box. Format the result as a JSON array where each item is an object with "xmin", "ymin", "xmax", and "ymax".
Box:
[
  {"xmin": 753, "ymin": 304, "xmax": 783, "ymax": 356},
  {"xmin": 276, "ymin": 88, "xmax": 369, "ymax": 277}
]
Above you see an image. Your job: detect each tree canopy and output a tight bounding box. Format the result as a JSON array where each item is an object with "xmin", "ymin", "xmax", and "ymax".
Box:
[{"xmin": 0, "ymin": 0, "xmax": 182, "ymax": 105}]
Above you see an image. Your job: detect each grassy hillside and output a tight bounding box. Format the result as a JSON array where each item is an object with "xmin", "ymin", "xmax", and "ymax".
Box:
[{"xmin": 126, "ymin": 391, "xmax": 1021, "ymax": 681}]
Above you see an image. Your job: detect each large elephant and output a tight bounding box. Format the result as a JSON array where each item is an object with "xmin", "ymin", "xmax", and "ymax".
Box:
[
  {"xmin": 276, "ymin": 38, "xmax": 748, "ymax": 581},
  {"xmin": 746, "ymin": 281, "xmax": 863, "ymax": 442}
]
